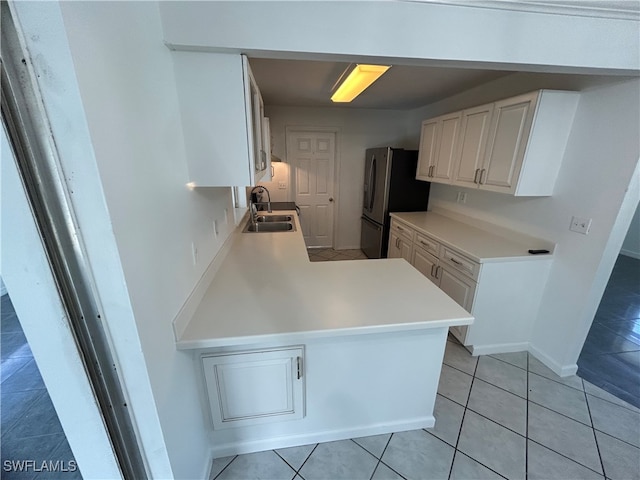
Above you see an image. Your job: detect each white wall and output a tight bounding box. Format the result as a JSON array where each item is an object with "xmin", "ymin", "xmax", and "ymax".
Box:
[
  {"xmin": 621, "ymin": 202, "xmax": 640, "ymax": 259},
  {"xmin": 265, "ymin": 106, "xmax": 410, "ymax": 249},
  {"xmin": 409, "ymin": 77, "xmax": 640, "ymax": 372},
  {"xmin": 159, "ymin": 1, "xmax": 639, "ymax": 74},
  {"xmin": 11, "ymin": 2, "xmax": 240, "ymax": 478}
]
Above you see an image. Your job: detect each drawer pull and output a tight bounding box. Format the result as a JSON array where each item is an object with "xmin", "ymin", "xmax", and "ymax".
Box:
[
  {"xmin": 396, "ymin": 225, "xmax": 405, "ymax": 232},
  {"xmin": 450, "ymin": 257, "xmax": 463, "ymax": 266},
  {"xmin": 419, "ymin": 240, "xmax": 429, "ymax": 247},
  {"xmin": 430, "ymin": 264, "xmax": 436, "ymax": 277}
]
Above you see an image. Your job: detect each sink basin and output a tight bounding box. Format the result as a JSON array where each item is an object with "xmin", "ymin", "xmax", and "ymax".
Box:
[
  {"xmin": 256, "ymin": 215, "xmax": 293, "ymax": 223},
  {"xmin": 243, "ymin": 221, "xmax": 296, "ymax": 233}
]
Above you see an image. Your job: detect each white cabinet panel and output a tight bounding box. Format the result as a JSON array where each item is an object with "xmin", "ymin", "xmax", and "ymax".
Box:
[
  {"xmin": 416, "ymin": 119, "xmax": 438, "ymax": 181},
  {"xmin": 416, "ymin": 113, "xmax": 461, "ymax": 184},
  {"xmin": 203, "ymin": 347, "xmax": 304, "ymax": 429},
  {"xmin": 482, "ymin": 94, "xmax": 534, "ymax": 193},
  {"xmin": 439, "ymin": 267, "xmax": 476, "ymax": 313},
  {"xmin": 452, "ymin": 103, "xmax": 494, "ymax": 188},
  {"xmin": 411, "ymin": 247, "xmax": 439, "ymax": 285},
  {"xmin": 172, "ymin": 53, "xmax": 268, "ymax": 187}
]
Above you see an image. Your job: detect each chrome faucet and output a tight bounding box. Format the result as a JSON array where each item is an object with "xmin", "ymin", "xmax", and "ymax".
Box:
[{"xmin": 249, "ymin": 186, "xmax": 272, "ymax": 225}]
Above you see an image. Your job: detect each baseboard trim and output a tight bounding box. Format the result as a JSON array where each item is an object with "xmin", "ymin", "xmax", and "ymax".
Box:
[
  {"xmin": 620, "ymin": 249, "xmax": 640, "ymax": 260},
  {"xmin": 210, "ymin": 417, "xmax": 435, "ymax": 458},
  {"xmin": 528, "ymin": 344, "xmax": 578, "ymax": 377},
  {"xmin": 471, "ymin": 342, "xmax": 529, "ymax": 356},
  {"xmin": 172, "ymin": 229, "xmax": 239, "ymax": 341}
]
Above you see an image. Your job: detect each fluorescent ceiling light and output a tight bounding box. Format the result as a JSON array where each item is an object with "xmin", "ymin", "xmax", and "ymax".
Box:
[{"xmin": 331, "ymin": 64, "xmax": 391, "ymax": 103}]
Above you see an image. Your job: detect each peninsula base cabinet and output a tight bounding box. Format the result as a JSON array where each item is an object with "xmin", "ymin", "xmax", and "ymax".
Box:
[
  {"xmin": 391, "ymin": 217, "xmax": 552, "ymax": 355},
  {"xmin": 197, "ymin": 328, "xmax": 450, "ymax": 458}
]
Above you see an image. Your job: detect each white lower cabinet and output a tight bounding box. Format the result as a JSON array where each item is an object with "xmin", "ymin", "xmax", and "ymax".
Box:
[
  {"xmin": 409, "ymin": 237, "xmax": 477, "ymax": 344},
  {"xmin": 202, "ymin": 346, "xmax": 305, "ymax": 429},
  {"xmin": 390, "ymin": 215, "xmax": 552, "ymax": 353}
]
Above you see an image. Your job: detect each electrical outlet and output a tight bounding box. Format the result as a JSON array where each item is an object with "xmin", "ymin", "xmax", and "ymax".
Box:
[
  {"xmin": 456, "ymin": 191, "xmax": 467, "ymax": 204},
  {"xmin": 278, "ymin": 181, "xmax": 287, "ymax": 190},
  {"xmin": 570, "ymin": 216, "xmax": 592, "ymax": 235},
  {"xmin": 191, "ymin": 242, "xmax": 198, "ymax": 265},
  {"xmin": 224, "ymin": 208, "xmax": 228, "ymax": 223}
]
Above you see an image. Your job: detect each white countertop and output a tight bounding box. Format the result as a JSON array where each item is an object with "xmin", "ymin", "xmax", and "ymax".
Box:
[
  {"xmin": 177, "ymin": 211, "xmax": 473, "ymax": 349},
  {"xmin": 390, "ymin": 211, "xmax": 553, "ymax": 263}
]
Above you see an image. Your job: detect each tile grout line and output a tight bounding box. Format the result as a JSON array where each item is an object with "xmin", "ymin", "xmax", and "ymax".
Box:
[
  {"xmin": 582, "ymin": 378, "xmax": 607, "ymax": 478},
  {"xmin": 445, "ymin": 350, "xmax": 480, "ymax": 480},
  {"xmin": 293, "ymin": 443, "xmax": 319, "ymax": 477},
  {"xmin": 212, "ymin": 455, "xmax": 238, "ymax": 480},
  {"xmin": 367, "ymin": 434, "xmax": 407, "ymax": 480}
]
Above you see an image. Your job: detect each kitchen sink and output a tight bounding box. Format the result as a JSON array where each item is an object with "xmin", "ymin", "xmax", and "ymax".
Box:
[
  {"xmin": 256, "ymin": 215, "xmax": 293, "ymax": 223},
  {"xmin": 243, "ymin": 221, "xmax": 296, "ymax": 233}
]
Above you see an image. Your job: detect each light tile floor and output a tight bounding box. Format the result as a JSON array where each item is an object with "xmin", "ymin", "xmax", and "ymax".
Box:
[
  {"xmin": 307, "ymin": 248, "xmax": 368, "ymax": 262},
  {"xmin": 209, "ymin": 336, "xmax": 640, "ymax": 480}
]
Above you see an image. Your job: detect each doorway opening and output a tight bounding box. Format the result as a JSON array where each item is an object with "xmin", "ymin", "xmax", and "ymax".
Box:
[{"xmin": 577, "ymin": 203, "xmax": 640, "ymax": 408}]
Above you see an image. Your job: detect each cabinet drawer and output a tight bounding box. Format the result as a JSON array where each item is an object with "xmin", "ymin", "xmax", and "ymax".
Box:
[
  {"xmin": 440, "ymin": 247, "xmax": 480, "ymax": 281},
  {"xmin": 390, "ymin": 219, "xmax": 414, "ymax": 242},
  {"xmin": 414, "ymin": 233, "xmax": 440, "ymax": 258}
]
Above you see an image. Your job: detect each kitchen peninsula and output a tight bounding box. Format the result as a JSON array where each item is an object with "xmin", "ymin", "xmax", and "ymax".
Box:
[{"xmin": 175, "ymin": 210, "xmax": 473, "ymax": 458}]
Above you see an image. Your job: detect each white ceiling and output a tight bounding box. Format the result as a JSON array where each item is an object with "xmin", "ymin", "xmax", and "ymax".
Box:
[{"xmin": 249, "ymin": 58, "xmax": 514, "ymax": 110}]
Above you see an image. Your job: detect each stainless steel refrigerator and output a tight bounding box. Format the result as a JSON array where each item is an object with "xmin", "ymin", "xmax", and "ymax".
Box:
[{"xmin": 360, "ymin": 147, "xmax": 430, "ymax": 258}]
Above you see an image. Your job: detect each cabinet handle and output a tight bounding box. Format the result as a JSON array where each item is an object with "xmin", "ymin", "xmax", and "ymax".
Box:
[
  {"xmin": 436, "ymin": 265, "xmax": 442, "ymax": 279},
  {"xmin": 473, "ymin": 168, "xmax": 480, "ymax": 184},
  {"xmin": 396, "ymin": 238, "xmax": 401, "ymax": 248},
  {"xmin": 479, "ymin": 168, "xmax": 486, "ymax": 184},
  {"xmin": 297, "ymin": 356, "xmax": 303, "ymax": 379},
  {"xmin": 430, "ymin": 264, "xmax": 436, "ymax": 277},
  {"xmin": 396, "ymin": 225, "xmax": 405, "ymax": 232},
  {"xmin": 450, "ymin": 257, "xmax": 463, "ymax": 266},
  {"xmin": 420, "ymin": 240, "xmax": 429, "ymax": 247},
  {"xmin": 430, "ymin": 165, "xmax": 434, "ymax": 177}
]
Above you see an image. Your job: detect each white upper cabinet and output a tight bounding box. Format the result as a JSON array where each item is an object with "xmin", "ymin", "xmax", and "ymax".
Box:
[
  {"xmin": 416, "ymin": 112, "xmax": 461, "ymax": 184},
  {"xmin": 172, "ymin": 52, "xmax": 267, "ymax": 187},
  {"xmin": 420, "ymin": 90, "xmax": 580, "ymax": 196},
  {"xmin": 451, "ymin": 103, "xmax": 494, "ymax": 189}
]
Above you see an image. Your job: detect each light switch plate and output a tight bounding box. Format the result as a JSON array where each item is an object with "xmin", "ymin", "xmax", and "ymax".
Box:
[
  {"xmin": 570, "ymin": 216, "xmax": 592, "ymax": 234},
  {"xmin": 278, "ymin": 181, "xmax": 287, "ymax": 189}
]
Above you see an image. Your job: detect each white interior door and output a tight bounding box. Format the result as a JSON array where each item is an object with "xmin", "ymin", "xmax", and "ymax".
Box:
[{"xmin": 287, "ymin": 131, "xmax": 336, "ymax": 248}]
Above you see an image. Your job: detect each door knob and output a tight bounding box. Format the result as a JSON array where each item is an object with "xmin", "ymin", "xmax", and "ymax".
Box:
[{"xmin": 329, "ymin": 197, "xmax": 334, "ymax": 202}]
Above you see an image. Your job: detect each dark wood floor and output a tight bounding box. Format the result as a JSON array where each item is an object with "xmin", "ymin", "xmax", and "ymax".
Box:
[{"xmin": 577, "ymin": 254, "xmax": 640, "ymax": 408}]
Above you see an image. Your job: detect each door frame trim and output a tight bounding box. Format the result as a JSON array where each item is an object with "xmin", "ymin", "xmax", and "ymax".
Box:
[
  {"xmin": 1, "ymin": 3, "xmax": 148, "ymax": 477},
  {"xmin": 285, "ymin": 126, "xmax": 340, "ymax": 248}
]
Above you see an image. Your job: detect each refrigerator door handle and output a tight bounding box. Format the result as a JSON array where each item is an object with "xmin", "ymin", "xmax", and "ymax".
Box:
[{"xmin": 369, "ymin": 155, "xmax": 377, "ymax": 211}]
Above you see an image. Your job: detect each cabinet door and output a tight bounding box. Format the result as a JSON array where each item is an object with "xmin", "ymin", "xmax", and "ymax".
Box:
[
  {"xmin": 388, "ymin": 231, "xmax": 403, "ymax": 259},
  {"xmin": 438, "ymin": 266, "xmax": 476, "ymax": 313},
  {"xmin": 388, "ymin": 231, "xmax": 412, "ymax": 262},
  {"xmin": 416, "ymin": 119, "xmax": 438, "ymax": 181},
  {"xmin": 452, "ymin": 104, "xmax": 494, "ymax": 188},
  {"xmin": 202, "ymin": 347, "xmax": 304, "ymax": 429},
  {"xmin": 432, "ymin": 112, "xmax": 461, "ymax": 183},
  {"xmin": 481, "ymin": 92, "xmax": 536, "ymax": 194},
  {"xmin": 411, "ymin": 247, "xmax": 439, "ymax": 285}
]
